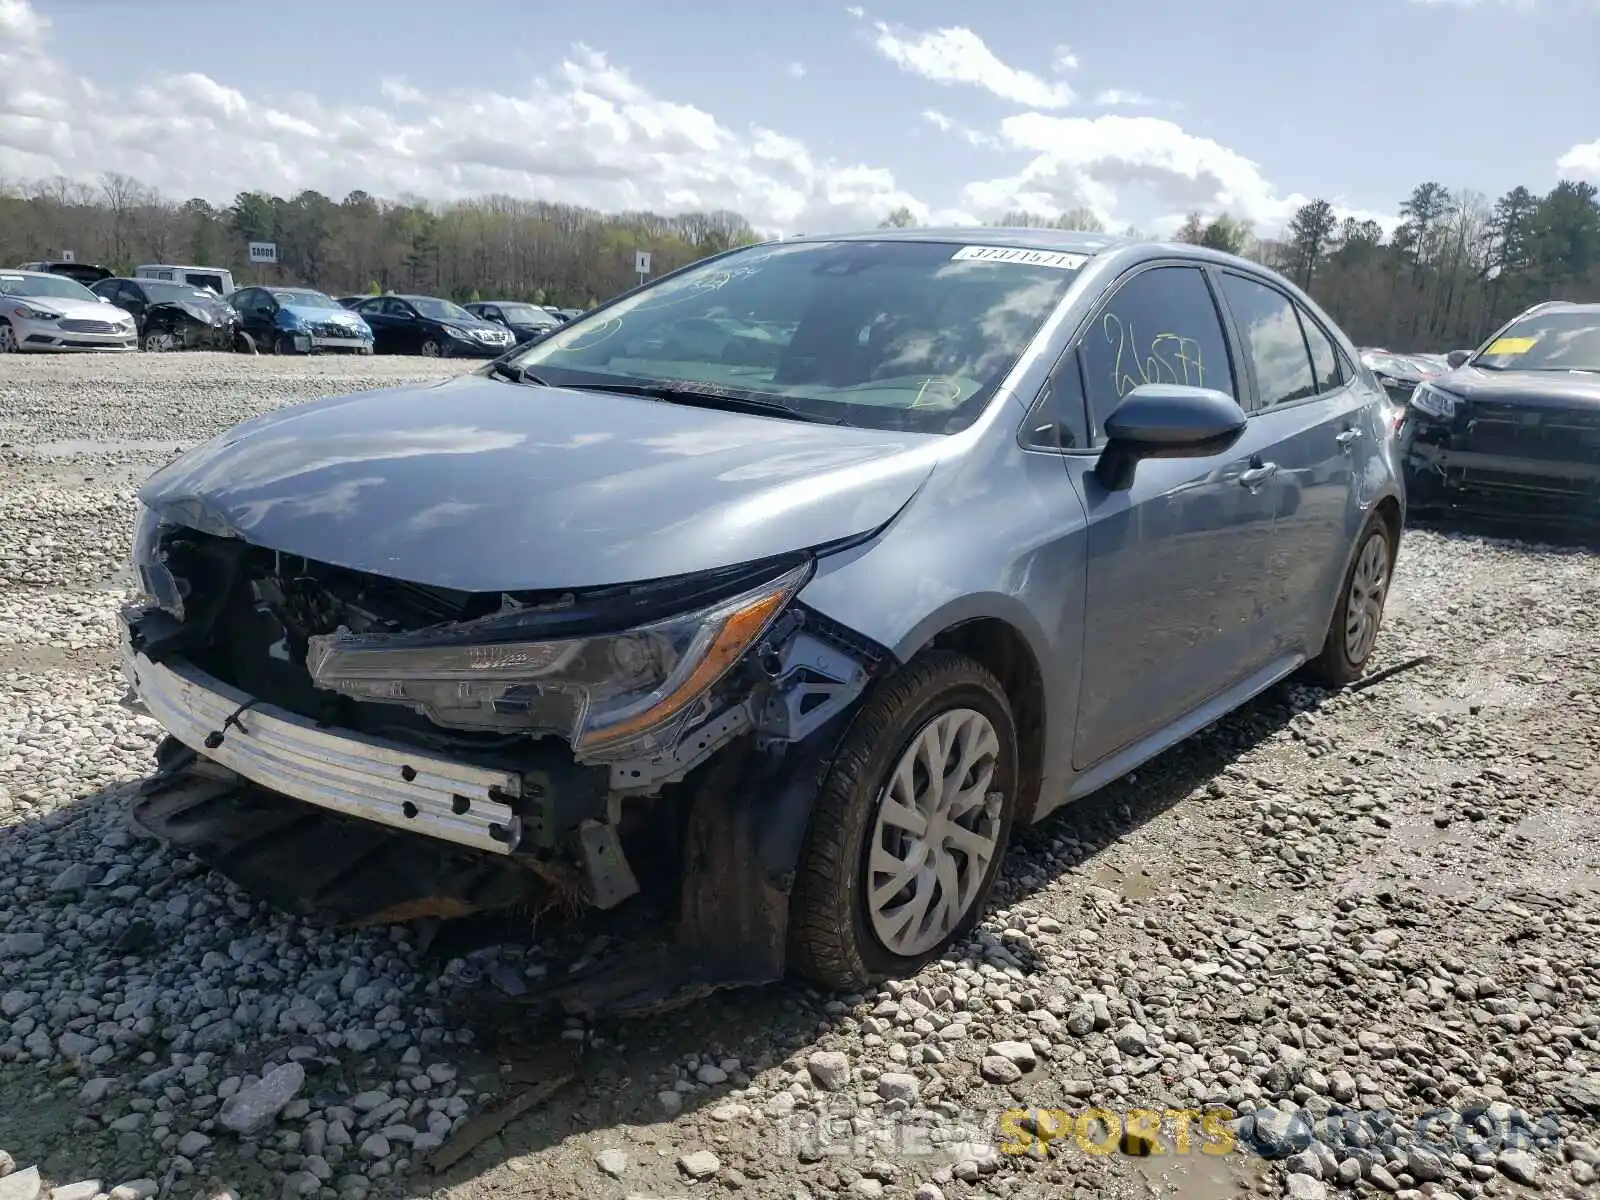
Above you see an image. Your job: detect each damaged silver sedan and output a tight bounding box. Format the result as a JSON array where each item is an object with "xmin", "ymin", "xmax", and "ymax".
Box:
[{"xmin": 121, "ymin": 229, "xmax": 1403, "ymax": 1013}]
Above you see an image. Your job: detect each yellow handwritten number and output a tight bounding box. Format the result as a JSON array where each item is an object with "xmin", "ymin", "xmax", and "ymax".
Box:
[{"xmin": 1101, "ymin": 313, "xmax": 1206, "ymax": 398}]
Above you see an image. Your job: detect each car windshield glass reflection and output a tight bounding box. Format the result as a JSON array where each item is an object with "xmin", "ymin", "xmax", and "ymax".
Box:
[
  {"xmin": 507, "ymin": 239, "xmax": 1086, "ymax": 434},
  {"xmin": 1475, "ymin": 312, "xmax": 1600, "ymax": 373}
]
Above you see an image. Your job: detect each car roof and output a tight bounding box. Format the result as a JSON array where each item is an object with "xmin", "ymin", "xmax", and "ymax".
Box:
[
  {"xmin": 4, "ymin": 269, "xmax": 59, "ymax": 279},
  {"xmin": 782, "ymin": 226, "xmax": 1129, "ymax": 254}
]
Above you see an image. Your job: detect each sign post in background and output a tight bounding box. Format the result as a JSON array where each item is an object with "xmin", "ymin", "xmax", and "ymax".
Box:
[
  {"xmin": 59, "ymin": 250, "xmax": 75, "ymax": 263},
  {"xmin": 248, "ymin": 242, "xmax": 279, "ymax": 281},
  {"xmin": 635, "ymin": 250, "xmax": 652, "ymax": 287}
]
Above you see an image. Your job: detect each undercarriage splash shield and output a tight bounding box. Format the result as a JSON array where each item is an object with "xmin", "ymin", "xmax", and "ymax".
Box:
[{"xmin": 131, "ymin": 758, "xmax": 542, "ymax": 926}]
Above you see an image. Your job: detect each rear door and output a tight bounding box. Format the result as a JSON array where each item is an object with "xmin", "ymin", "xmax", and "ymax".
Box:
[
  {"xmin": 1212, "ymin": 271, "xmax": 1364, "ymax": 662},
  {"xmin": 1061, "ymin": 261, "xmax": 1288, "ymax": 770},
  {"xmin": 357, "ymin": 298, "xmax": 396, "ymax": 352}
]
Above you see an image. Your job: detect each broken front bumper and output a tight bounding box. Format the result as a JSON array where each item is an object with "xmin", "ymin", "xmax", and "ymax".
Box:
[{"xmin": 120, "ymin": 643, "xmax": 523, "ymax": 856}]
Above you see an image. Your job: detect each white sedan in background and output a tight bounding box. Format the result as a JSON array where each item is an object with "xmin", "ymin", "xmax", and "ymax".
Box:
[{"xmin": 0, "ymin": 270, "xmax": 137, "ymax": 352}]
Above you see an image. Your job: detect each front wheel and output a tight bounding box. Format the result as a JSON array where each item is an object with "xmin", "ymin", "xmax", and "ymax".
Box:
[
  {"xmin": 143, "ymin": 330, "xmax": 176, "ymax": 352},
  {"xmin": 1307, "ymin": 515, "xmax": 1395, "ymax": 687},
  {"xmin": 274, "ymin": 334, "xmax": 299, "ymax": 356},
  {"xmin": 788, "ymin": 650, "xmax": 1018, "ymax": 991},
  {"xmin": 419, "ymin": 338, "xmax": 443, "ymax": 358},
  {"xmin": 0, "ymin": 321, "xmax": 18, "ymax": 353}
]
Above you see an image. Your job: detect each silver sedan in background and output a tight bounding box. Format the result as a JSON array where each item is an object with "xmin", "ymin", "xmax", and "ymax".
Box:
[{"xmin": 0, "ymin": 269, "xmax": 137, "ymax": 352}]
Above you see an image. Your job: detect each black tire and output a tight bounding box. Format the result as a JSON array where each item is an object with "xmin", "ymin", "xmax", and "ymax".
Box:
[
  {"xmin": 1306, "ymin": 515, "xmax": 1395, "ymax": 687},
  {"xmin": 274, "ymin": 334, "xmax": 297, "ymax": 356},
  {"xmin": 788, "ymin": 650, "xmax": 1019, "ymax": 991},
  {"xmin": 420, "ymin": 338, "xmax": 444, "ymax": 358}
]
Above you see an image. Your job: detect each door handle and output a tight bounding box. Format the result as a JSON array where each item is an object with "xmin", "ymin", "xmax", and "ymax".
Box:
[
  {"xmin": 1336, "ymin": 428, "xmax": 1363, "ymax": 448},
  {"xmin": 1238, "ymin": 463, "xmax": 1279, "ymax": 489}
]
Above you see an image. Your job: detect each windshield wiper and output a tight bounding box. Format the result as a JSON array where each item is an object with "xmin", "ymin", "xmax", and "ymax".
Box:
[
  {"xmin": 561, "ymin": 381, "xmax": 848, "ymax": 425},
  {"xmin": 485, "ymin": 361, "xmax": 552, "ymax": 386}
]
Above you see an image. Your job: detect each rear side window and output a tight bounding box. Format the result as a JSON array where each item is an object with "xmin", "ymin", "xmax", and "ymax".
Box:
[
  {"xmin": 1297, "ymin": 307, "xmax": 1344, "ymax": 394},
  {"xmin": 1079, "ymin": 265, "xmax": 1236, "ymax": 443},
  {"xmin": 1219, "ymin": 273, "xmax": 1316, "ymax": 409}
]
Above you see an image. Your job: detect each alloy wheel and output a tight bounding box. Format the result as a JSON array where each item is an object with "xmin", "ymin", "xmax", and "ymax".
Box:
[
  {"xmin": 0, "ymin": 323, "xmax": 17, "ymax": 353},
  {"xmin": 1344, "ymin": 530, "xmax": 1390, "ymax": 664},
  {"xmin": 420, "ymin": 339, "xmax": 442, "ymax": 357},
  {"xmin": 865, "ymin": 707, "xmax": 1005, "ymax": 958}
]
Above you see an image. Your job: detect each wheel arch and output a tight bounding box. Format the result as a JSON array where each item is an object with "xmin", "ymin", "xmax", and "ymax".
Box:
[{"xmin": 896, "ymin": 608, "xmax": 1051, "ymax": 827}]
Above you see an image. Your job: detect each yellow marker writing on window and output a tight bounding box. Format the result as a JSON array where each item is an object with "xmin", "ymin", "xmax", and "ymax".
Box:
[{"xmin": 1485, "ymin": 336, "xmax": 1537, "ymax": 356}]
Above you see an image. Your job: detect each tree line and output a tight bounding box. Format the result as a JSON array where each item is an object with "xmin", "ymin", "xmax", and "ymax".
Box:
[
  {"xmin": 0, "ymin": 174, "xmax": 761, "ymax": 309},
  {"xmin": 4, "ymin": 172, "xmax": 1597, "ymax": 348}
]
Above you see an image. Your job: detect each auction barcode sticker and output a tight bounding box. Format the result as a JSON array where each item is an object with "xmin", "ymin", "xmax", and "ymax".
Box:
[{"xmin": 951, "ymin": 246, "xmax": 1090, "ymax": 270}]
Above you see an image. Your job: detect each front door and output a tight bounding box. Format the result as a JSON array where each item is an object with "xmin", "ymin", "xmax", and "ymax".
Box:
[{"xmin": 1062, "ymin": 263, "xmax": 1287, "ymax": 770}]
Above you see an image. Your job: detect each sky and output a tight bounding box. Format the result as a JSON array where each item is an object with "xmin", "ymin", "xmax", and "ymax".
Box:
[{"xmin": 2, "ymin": 0, "xmax": 1598, "ymax": 240}]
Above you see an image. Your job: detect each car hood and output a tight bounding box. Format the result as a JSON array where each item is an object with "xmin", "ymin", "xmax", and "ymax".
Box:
[
  {"xmin": 13, "ymin": 295, "xmax": 131, "ymax": 321},
  {"xmin": 157, "ymin": 298, "xmax": 236, "ymax": 324},
  {"xmin": 1435, "ymin": 366, "xmax": 1600, "ymax": 409},
  {"xmin": 281, "ymin": 304, "xmax": 368, "ymax": 328},
  {"xmin": 137, "ymin": 374, "xmax": 944, "ymax": 592}
]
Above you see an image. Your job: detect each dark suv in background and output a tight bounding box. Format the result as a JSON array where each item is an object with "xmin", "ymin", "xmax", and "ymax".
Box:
[{"xmin": 1399, "ymin": 300, "xmax": 1600, "ymax": 529}]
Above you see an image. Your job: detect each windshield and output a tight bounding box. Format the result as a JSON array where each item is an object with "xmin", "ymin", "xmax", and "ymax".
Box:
[
  {"xmin": 497, "ymin": 303, "xmax": 554, "ymax": 324},
  {"xmin": 1475, "ymin": 311, "xmax": 1600, "ymax": 373},
  {"xmin": 0, "ymin": 273, "xmax": 97, "ymax": 302},
  {"xmin": 269, "ymin": 289, "xmax": 341, "ymax": 310},
  {"xmin": 143, "ymin": 282, "xmax": 218, "ymax": 304},
  {"xmin": 507, "ymin": 239, "xmax": 1087, "ymax": 434},
  {"xmin": 411, "ymin": 297, "xmax": 475, "ymax": 322}
]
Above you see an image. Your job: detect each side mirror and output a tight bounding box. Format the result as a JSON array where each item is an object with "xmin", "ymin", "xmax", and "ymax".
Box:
[
  {"xmin": 1445, "ymin": 349, "xmax": 1470, "ymax": 368},
  {"xmin": 1093, "ymin": 384, "xmax": 1247, "ymax": 492}
]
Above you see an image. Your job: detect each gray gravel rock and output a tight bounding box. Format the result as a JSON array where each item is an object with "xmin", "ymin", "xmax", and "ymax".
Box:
[{"xmin": 3, "ymin": 356, "xmax": 1600, "ymax": 1200}]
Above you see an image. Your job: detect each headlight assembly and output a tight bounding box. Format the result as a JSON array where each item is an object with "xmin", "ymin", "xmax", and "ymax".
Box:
[
  {"xmin": 304, "ymin": 559, "xmax": 814, "ymax": 759},
  {"xmin": 1410, "ymin": 383, "xmax": 1457, "ymax": 420}
]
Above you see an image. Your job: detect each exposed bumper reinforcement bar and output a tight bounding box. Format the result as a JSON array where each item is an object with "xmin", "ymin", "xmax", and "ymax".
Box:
[{"xmin": 120, "ymin": 646, "xmax": 523, "ymax": 856}]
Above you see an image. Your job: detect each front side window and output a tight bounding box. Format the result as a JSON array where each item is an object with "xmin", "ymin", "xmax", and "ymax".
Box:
[
  {"xmin": 1219, "ymin": 273, "xmax": 1316, "ymax": 409},
  {"xmin": 1475, "ymin": 310, "xmax": 1600, "ymax": 373},
  {"xmin": 1079, "ymin": 265, "xmax": 1236, "ymax": 442},
  {"xmin": 507, "ymin": 239, "xmax": 1087, "ymax": 434}
]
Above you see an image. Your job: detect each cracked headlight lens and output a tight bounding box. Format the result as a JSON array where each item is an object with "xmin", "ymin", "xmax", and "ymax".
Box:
[
  {"xmin": 305, "ymin": 559, "xmax": 813, "ymax": 758},
  {"xmin": 1410, "ymin": 383, "xmax": 1457, "ymax": 420}
]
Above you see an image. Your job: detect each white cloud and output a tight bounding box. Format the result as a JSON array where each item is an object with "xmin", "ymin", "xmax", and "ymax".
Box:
[
  {"xmin": 787, "ymin": 62, "xmax": 807, "ymax": 79},
  {"xmin": 845, "ymin": 5, "xmax": 865, "ymax": 16},
  {"xmin": 919, "ymin": 109, "xmax": 999, "ymax": 150},
  {"xmin": 868, "ymin": 21, "xmax": 1074, "ymax": 109},
  {"xmin": 1558, "ymin": 139, "xmax": 1600, "ymax": 177},
  {"xmin": 1093, "ymin": 89, "xmax": 1158, "ymax": 107},
  {"xmin": 0, "ymin": 1, "xmax": 936, "ymax": 236},
  {"xmin": 1051, "ymin": 45, "xmax": 1079, "ymax": 72},
  {"xmin": 0, "ymin": 0, "xmax": 1383, "ymax": 240},
  {"xmin": 962, "ymin": 112, "xmax": 1394, "ymax": 234}
]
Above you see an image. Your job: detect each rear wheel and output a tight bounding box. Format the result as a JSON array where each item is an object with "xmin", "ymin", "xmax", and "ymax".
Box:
[
  {"xmin": 1307, "ymin": 516, "xmax": 1394, "ymax": 686},
  {"xmin": 788, "ymin": 650, "xmax": 1018, "ymax": 990}
]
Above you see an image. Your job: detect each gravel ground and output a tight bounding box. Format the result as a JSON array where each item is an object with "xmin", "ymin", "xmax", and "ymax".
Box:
[{"xmin": 1, "ymin": 352, "xmax": 1598, "ymax": 1200}]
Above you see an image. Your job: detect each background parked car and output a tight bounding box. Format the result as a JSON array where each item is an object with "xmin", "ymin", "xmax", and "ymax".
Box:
[
  {"xmin": 0, "ymin": 269, "xmax": 136, "ymax": 353},
  {"xmin": 134, "ymin": 263, "xmax": 236, "ymax": 297},
  {"xmin": 16, "ymin": 260, "xmax": 115, "ymax": 287},
  {"xmin": 227, "ymin": 287, "xmax": 375, "ymax": 355},
  {"xmin": 465, "ymin": 300, "xmax": 562, "ymax": 344},
  {"xmin": 351, "ymin": 294, "xmax": 516, "ymax": 357},
  {"xmin": 335, "ymin": 296, "xmax": 369, "ymax": 310},
  {"xmin": 1359, "ymin": 349, "xmax": 1437, "ymax": 405},
  {"xmin": 91, "ymin": 277, "xmax": 242, "ymax": 352}
]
